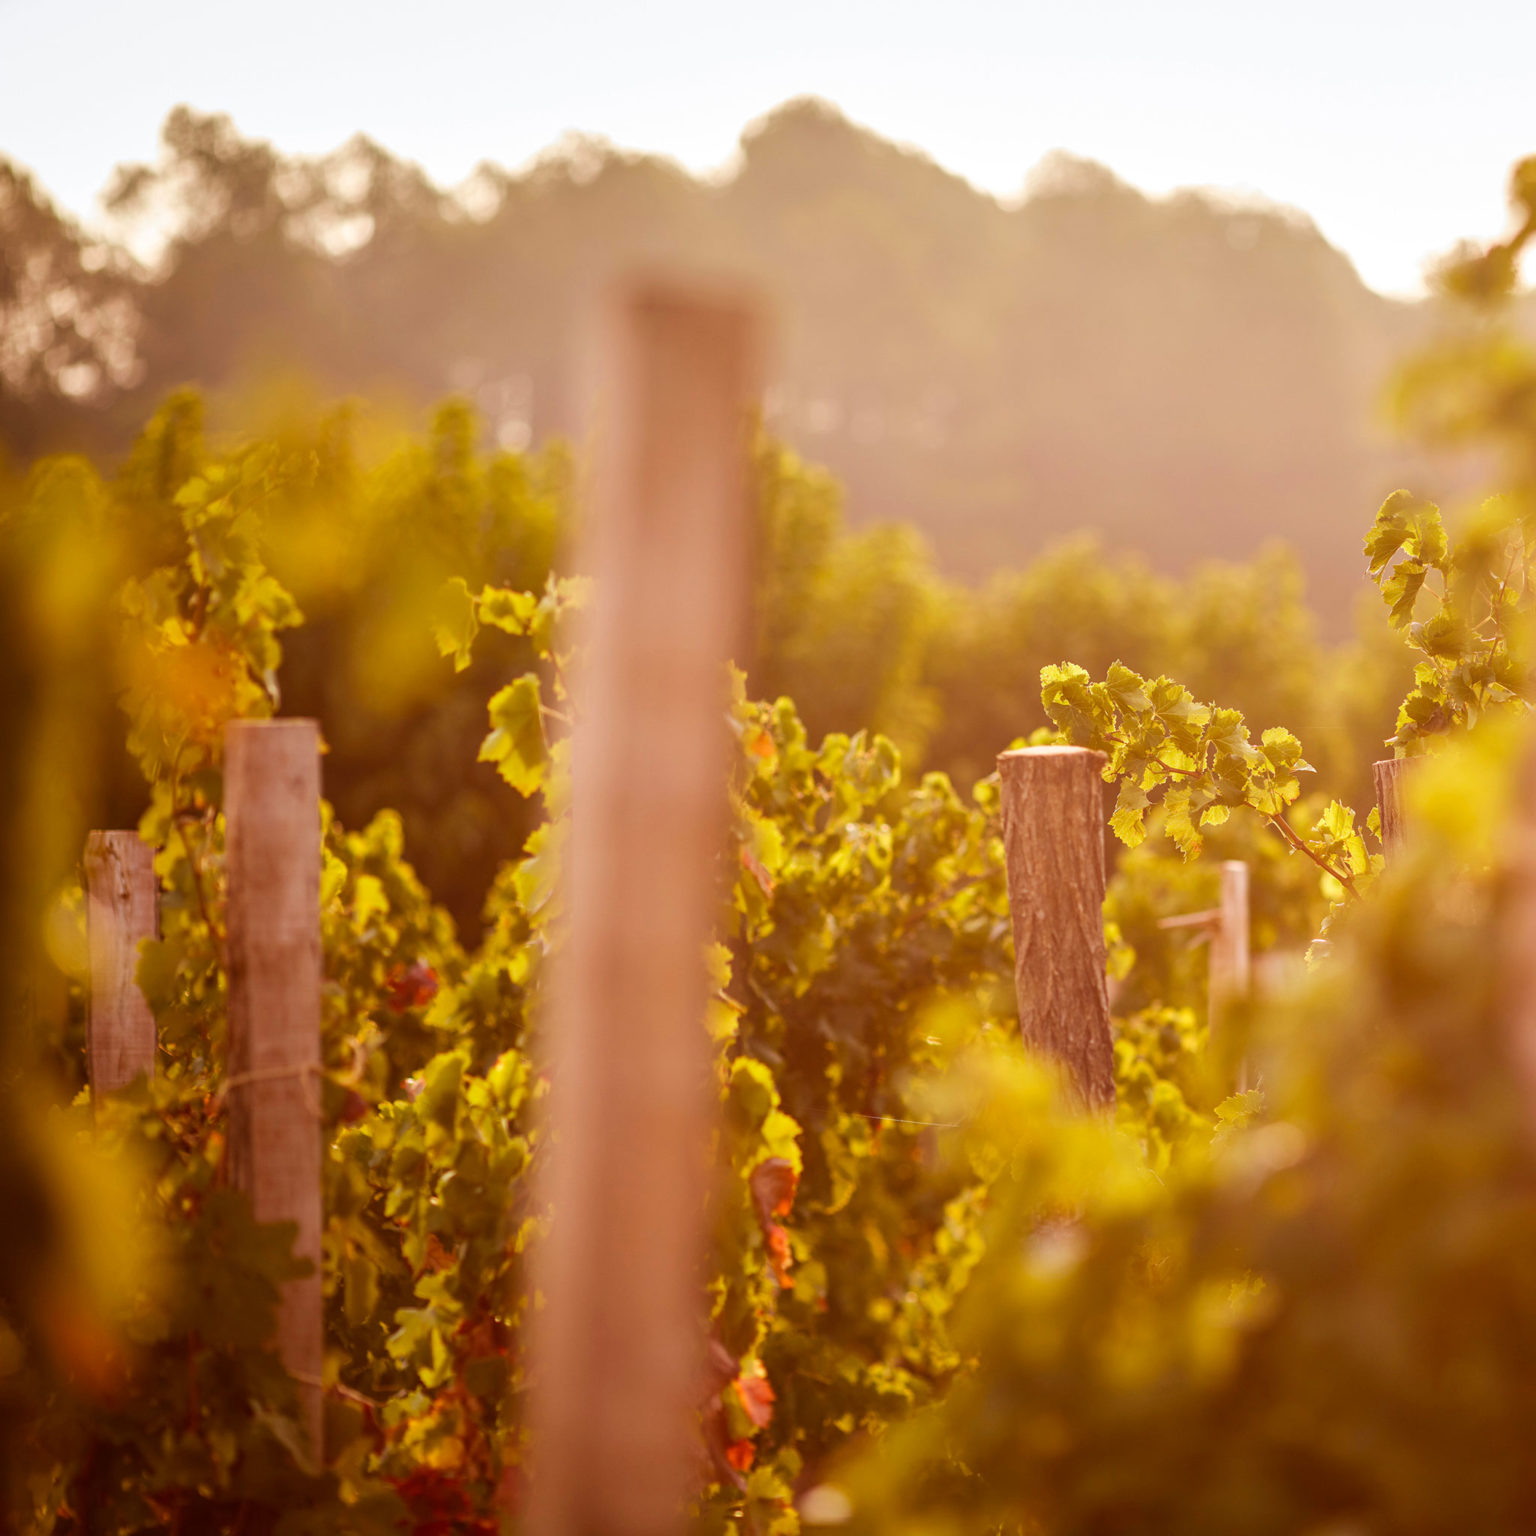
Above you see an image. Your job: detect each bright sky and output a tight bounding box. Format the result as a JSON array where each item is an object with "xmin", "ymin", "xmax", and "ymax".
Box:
[{"xmin": 2, "ymin": 0, "xmax": 1533, "ymax": 296}]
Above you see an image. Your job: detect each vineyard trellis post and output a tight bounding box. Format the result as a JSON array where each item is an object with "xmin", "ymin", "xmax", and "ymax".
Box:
[
  {"xmin": 223, "ymin": 718, "xmax": 325, "ymax": 1458},
  {"xmin": 1211, "ymin": 859, "xmax": 1251, "ymax": 1085},
  {"xmin": 1374, "ymin": 757, "xmax": 1410, "ymax": 857},
  {"xmin": 83, "ymin": 831, "xmax": 157, "ymax": 1098},
  {"xmin": 997, "ymin": 745, "xmax": 1117, "ymax": 1111},
  {"xmin": 527, "ymin": 285, "xmax": 763, "ymax": 1536},
  {"xmin": 1502, "ymin": 733, "xmax": 1536, "ymax": 1137}
]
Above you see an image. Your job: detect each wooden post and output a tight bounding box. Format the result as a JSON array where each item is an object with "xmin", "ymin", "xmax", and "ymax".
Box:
[
  {"xmin": 1374, "ymin": 757, "xmax": 1410, "ymax": 858},
  {"xmin": 1209, "ymin": 860, "xmax": 1250, "ymax": 1027},
  {"xmin": 83, "ymin": 832, "xmax": 157, "ymax": 1095},
  {"xmin": 996, "ymin": 745, "xmax": 1116, "ymax": 1111},
  {"xmin": 527, "ymin": 287, "xmax": 762, "ymax": 1536},
  {"xmin": 224, "ymin": 718, "xmax": 324, "ymax": 1458},
  {"xmin": 1211, "ymin": 859, "xmax": 1251, "ymax": 1084},
  {"xmin": 1502, "ymin": 732, "xmax": 1536, "ymax": 1140}
]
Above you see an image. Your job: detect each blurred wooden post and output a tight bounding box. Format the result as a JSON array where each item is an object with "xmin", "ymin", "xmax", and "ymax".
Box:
[
  {"xmin": 1374, "ymin": 757, "xmax": 1410, "ymax": 858},
  {"xmin": 1209, "ymin": 860, "xmax": 1250, "ymax": 1028},
  {"xmin": 1502, "ymin": 732, "xmax": 1536, "ymax": 1139},
  {"xmin": 1211, "ymin": 859, "xmax": 1251, "ymax": 1084},
  {"xmin": 83, "ymin": 831, "xmax": 157, "ymax": 1095},
  {"xmin": 996, "ymin": 746, "xmax": 1116, "ymax": 1112},
  {"xmin": 224, "ymin": 718, "xmax": 324, "ymax": 1459},
  {"xmin": 528, "ymin": 287, "xmax": 762, "ymax": 1536}
]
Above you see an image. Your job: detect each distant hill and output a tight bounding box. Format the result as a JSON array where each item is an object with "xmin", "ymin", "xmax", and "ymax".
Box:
[{"xmin": 0, "ymin": 98, "xmax": 1462, "ymax": 623}]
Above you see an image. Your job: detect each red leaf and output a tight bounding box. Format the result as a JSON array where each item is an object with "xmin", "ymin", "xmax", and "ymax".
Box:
[
  {"xmin": 765, "ymin": 1223, "xmax": 793, "ymax": 1288},
  {"xmin": 422, "ymin": 1233, "xmax": 455, "ymax": 1274},
  {"xmin": 725, "ymin": 1438, "xmax": 755, "ymax": 1472},
  {"xmin": 738, "ymin": 843, "xmax": 775, "ymax": 897},
  {"xmin": 455, "ymin": 1313, "xmax": 507, "ymax": 1359},
  {"xmin": 387, "ymin": 960, "xmax": 439, "ymax": 1013},
  {"xmin": 750, "ymin": 1157, "xmax": 798, "ymax": 1226},
  {"xmin": 732, "ymin": 1360, "xmax": 776, "ymax": 1429},
  {"xmin": 389, "ymin": 1468, "xmax": 497, "ymax": 1535}
]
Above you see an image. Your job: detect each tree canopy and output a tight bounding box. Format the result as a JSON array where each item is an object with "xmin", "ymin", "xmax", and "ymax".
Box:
[{"xmin": 0, "ymin": 99, "xmax": 1454, "ymax": 623}]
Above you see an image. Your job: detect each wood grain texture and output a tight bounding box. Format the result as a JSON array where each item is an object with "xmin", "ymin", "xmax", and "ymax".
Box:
[
  {"xmin": 528, "ymin": 285, "xmax": 762, "ymax": 1536},
  {"xmin": 224, "ymin": 718, "xmax": 324, "ymax": 1458},
  {"xmin": 84, "ymin": 831, "xmax": 157, "ymax": 1095},
  {"xmin": 997, "ymin": 746, "xmax": 1116, "ymax": 1112},
  {"xmin": 1374, "ymin": 757, "xmax": 1410, "ymax": 858}
]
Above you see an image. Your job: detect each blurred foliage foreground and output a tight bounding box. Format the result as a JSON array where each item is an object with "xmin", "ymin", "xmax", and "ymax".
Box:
[{"xmin": 5, "ymin": 163, "xmax": 1536, "ymax": 1536}]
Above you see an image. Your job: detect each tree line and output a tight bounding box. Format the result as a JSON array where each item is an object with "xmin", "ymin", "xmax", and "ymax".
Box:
[{"xmin": 0, "ymin": 98, "xmax": 1467, "ymax": 623}]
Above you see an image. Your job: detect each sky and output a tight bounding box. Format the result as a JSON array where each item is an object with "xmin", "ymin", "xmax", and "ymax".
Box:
[{"xmin": 2, "ymin": 0, "xmax": 1534, "ymax": 296}]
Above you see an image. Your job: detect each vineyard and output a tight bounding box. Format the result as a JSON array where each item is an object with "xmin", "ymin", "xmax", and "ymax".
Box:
[{"xmin": 5, "ymin": 160, "xmax": 1536, "ymax": 1536}]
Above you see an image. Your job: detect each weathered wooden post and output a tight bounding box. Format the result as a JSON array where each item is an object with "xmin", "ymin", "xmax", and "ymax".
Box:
[
  {"xmin": 1374, "ymin": 757, "xmax": 1410, "ymax": 858},
  {"xmin": 1210, "ymin": 860, "xmax": 1250, "ymax": 1028},
  {"xmin": 224, "ymin": 718, "xmax": 324, "ymax": 1458},
  {"xmin": 1212, "ymin": 859, "xmax": 1251, "ymax": 1085},
  {"xmin": 1501, "ymin": 731, "xmax": 1536, "ymax": 1139},
  {"xmin": 1156, "ymin": 859, "xmax": 1252, "ymax": 1077},
  {"xmin": 527, "ymin": 286, "xmax": 762, "ymax": 1536},
  {"xmin": 83, "ymin": 831, "xmax": 157, "ymax": 1095},
  {"xmin": 996, "ymin": 745, "xmax": 1116, "ymax": 1111}
]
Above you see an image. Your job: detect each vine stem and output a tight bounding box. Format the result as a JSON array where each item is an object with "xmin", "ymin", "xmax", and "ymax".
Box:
[
  {"xmin": 1099, "ymin": 728, "xmax": 1363, "ymax": 899},
  {"xmin": 171, "ymin": 791, "xmax": 226, "ymax": 953},
  {"xmin": 163, "ymin": 743, "xmax": 225, "ymax": 953},
  {"xmin": 1479, "ymin": 538, "xmax": 1522, "ymax": 679},
  {"xmin": 1266, "ymin": 811, "xmax": 1361, "ymax": 899}
]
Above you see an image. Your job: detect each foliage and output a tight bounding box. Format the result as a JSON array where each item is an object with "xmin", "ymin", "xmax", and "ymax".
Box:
[
  {"xmin": 797, "ymin": 148, "xmax": 1536, "ymax": 1536},
  {"xmin": 15, "ymin": 148, "xmax": 1536, "ymax": 1536},
  {"xmin": 1041, "ymin": 658, "xmax": 1379, "ymax": 904},
  {"xmin": 4, "ymin": 99, "xmax": 1423, "ymax": 628},
  {"xmin": 3, "ymin": 449, "xmax": 1004, "ymax": 1531},
  {"xmin": 436, "ymin": 574, "xmax": 1024, "ymax": 1525},
  {"xmin": 836, "ymin": 721, "xmax": 1536, "ymax": 1536},
  {"xmin": 922, "ymin": 541, "xmax": 1348, "ymax": 798},
  {"xmin": 1104, "ymin": 806, "xmax": 1328, "ymax": 1017},
  {"xmin": 754, "ymin": 442, "xmax": 940, "ymax": 766},
  {"xmin": 6, "ymin": 422, "xmax": 1246, "ymax": 1528},
  {"xmin": 3, "ymin": 386, "xmax": 1404, "ymax": 949},
  {"xmin": 1363, "ymin": 488, "xmax": 1531, "ymax": 751}
]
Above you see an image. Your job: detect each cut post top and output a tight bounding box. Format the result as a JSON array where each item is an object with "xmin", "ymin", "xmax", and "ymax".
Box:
[
  {"xmin": 226, "ymin": 717, "xmax": 321, "ymax": 740},
  {"xmin": 997, "ymin": 744, "xmax": 1107, "ymax": 762}
]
